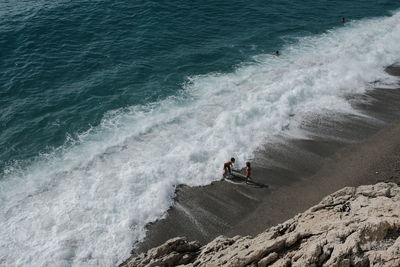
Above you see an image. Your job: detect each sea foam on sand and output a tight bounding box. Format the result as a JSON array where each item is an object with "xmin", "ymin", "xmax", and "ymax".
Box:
[{"xmin": 1, "ymin": 10, "xmax": 400, "ymax": 267}]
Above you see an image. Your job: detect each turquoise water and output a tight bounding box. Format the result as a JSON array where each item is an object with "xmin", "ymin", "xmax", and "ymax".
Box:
[
  {"xmin": 1, "ymin": 0, "xmax": 398, "ymax": 170},
  {"xmin": 1, "ymin": 1, "xmax": 400, "ymax": 266}
]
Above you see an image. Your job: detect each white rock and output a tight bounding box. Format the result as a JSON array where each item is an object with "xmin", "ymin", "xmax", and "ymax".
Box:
[{"xmin": 122, "ymin": 183, "xmax": 400, "ymax": 267}]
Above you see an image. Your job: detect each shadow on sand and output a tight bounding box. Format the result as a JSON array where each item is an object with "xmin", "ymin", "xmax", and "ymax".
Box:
[{"xmin": 225, "ymin": 172, "xmax": 268, "ymax": 188}]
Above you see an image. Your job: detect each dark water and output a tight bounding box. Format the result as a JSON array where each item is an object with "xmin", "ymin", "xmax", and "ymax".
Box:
[
  {"xmin": 1, "ymin": 1, "xmax": 400, "ymax": 266},
  {"xmin": 1, "ymin": 0, "xmax": 398, "ymax": 171}
]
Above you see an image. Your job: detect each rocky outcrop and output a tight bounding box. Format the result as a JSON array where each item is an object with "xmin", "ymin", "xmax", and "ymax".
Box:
[
  {"xmin": 122, "ymin": 237, "xmax": 201, "ymax": 267},
  {"xmin": 122, "ymin": 182, "xmax": 400, "ymax": 267}
]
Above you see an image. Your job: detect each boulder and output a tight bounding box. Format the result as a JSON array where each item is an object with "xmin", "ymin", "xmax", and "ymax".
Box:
[{"xmin": 122, "ymin": 183, "xmax": 400, "ymax": 267}]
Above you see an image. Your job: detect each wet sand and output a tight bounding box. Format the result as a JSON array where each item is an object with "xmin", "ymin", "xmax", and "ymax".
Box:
[{"xmin": 134, "ymin": 66, "xmax": 400, "ymax": 254}]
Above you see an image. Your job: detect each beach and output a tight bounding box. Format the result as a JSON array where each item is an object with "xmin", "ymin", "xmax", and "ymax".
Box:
[
  {"xmin": 2, "ymin": 2, "xmax": 400, "ymax": 265},
  {"xmin": 135, "ymin": 67, "xmax": 400, "ymax": 254}
]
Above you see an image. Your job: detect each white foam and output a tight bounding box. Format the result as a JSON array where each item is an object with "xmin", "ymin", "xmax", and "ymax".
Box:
[{"xmin": 1, "ymin": 11, "xmax": 400, "ymax": 267}]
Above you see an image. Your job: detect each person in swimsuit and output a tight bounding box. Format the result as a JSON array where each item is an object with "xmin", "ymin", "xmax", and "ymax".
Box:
[
  {"xmin": 245, "ymin": 162, "xmax": 252, "ymax": 183},
  {"xmin": 223, "ymin": 157, "xmax": 235, "ymax": 178}
]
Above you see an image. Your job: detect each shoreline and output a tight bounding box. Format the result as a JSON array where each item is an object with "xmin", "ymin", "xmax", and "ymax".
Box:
[
  {"xmin": 130, "ymin": 67, "xmax": 400, "ymax": 257},
  {"xmin": 124, "ymin": 182, "xmax": 400, "ymax": 266}
]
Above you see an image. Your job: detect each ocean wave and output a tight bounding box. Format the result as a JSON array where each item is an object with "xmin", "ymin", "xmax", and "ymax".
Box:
[{"xmin": 1, "ymin": 10, "xmax": 400, "ymax": 267}]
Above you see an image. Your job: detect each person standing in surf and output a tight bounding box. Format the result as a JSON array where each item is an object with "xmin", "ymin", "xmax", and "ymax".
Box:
[
  {"xmin": 223, "ymin": 157, "xmax": 235, "ymax": 178},
  {"xmin": 245, "ymin": 162, "xmax": 252, "ymax": 183}
]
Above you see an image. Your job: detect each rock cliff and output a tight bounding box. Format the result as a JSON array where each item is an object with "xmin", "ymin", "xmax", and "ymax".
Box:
[{"xmin": 122, "ymin": 182, "xmax": 400, "ymax": 267}]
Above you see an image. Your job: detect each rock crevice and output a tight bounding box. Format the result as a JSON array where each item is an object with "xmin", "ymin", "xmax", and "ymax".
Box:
[{"xmin": 122, "ymin": 182, "xmax": 400, "ymax": 267}]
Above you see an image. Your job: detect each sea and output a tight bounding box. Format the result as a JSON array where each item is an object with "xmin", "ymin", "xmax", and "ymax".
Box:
[{"xmin": 1, "ymin": 0, "xmax": 400, "ymax": 266}]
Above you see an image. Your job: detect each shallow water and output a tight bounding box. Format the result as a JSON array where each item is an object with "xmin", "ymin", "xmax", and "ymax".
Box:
[{"xmin": 1, "ymin": 1, "xmax": 400, "ymax": 266}]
